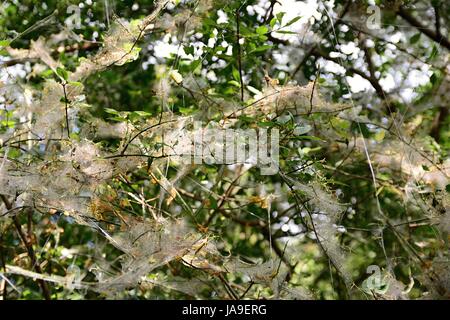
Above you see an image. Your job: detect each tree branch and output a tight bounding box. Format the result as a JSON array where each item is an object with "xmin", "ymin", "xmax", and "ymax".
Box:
[
  {"xmin": 236, "ymin": 8, "xmax": 244, "ymax": 102},
  {"xmin": 397, "ymin": 6, "xmax": 450, "ymax": 51},
  {"xmin": 0, "ymin": 195, "xmax": 51, "ymax": 300},
  {"xmin": 430, "ymin": 106, "xmax": 449, "ymax": 143},
  {"xmin": 291, "ymin": 0, "xmax": 352, "ymax": 78}
]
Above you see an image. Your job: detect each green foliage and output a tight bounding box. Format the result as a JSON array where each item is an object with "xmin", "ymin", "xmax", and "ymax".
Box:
[{"xmin": 0, "ymin": 0, "xmax": 448, "ymax": 301}]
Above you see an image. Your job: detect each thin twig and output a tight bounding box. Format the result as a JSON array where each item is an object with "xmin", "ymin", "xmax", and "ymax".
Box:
[
  {"xmin": 1, "ymin": 195, "xmax": 51, "ymax": 300},
  {"xmin": 236, "ymin": 8, "xmax": 244, "ymax": 102},
  {"xmin": 62, "ymin": 83, "xmax": 70, "ymax": 138}
]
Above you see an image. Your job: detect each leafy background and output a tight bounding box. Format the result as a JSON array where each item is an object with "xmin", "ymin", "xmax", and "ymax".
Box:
[{"xmin": 0, "ymin": 0, "xmax": 449, "ymax": 300}]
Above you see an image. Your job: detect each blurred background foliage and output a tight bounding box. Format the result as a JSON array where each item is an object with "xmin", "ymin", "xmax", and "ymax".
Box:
[{"xmin": 0, "ymin": 0, "xmax": 449, "ymax": 300}]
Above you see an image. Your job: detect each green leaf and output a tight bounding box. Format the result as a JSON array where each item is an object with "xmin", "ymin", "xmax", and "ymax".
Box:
[
  {"xmin": 69, "ymin": 132, "xmax": 80, "ymax": 141},
  {"xmin": 0, "ymin": 39, "xmax": 11, "ymax": 48},
  {"xmin": 430, "ymin": 73, "xmax": 438, "ymax": 85},
  {"xmin": 179, "ymin": 106, "xmax": 194, "ymax": 115},
  {"xmin": 429, "ymin": 45, "xmax": 439, "ymax": 60},
  {"xmin": 69, "ymin": 81, "xmax": 83, "ymax": 87},
  {"xmin": 108, "ymin": 116, "xmax": 127, "ymax": 122},
  {"xmin": 352, "ymin": 122, "xmax": 370, "ymax": 137},
  {"xmin": 249, "ymin": 45, "xmax": 273, "ymax": 54},
  {"xmin": 274, "ymin": 30, "xmax": 297, "ymax": 35},
  {"xmin": 56, "ymin": 67, "xmax": 68, "ymax": 81},
  {"xmin": 238, "ymin": 115, "xmax": 254, "ymax": 123},
  {"xmin": 292, "ymin": 135, "xmax": 324, "ymax": 142},
  {"xmin": 270, "ymin": 17, "xmax": 277, "ymax": 28},
  {"xmin": 104, "ymin": 108, "xmax": 119, "ymax": 115},
  {"xmin": 184, "ymin": 45, "xmax": 194, "ymax": 55},
  {"xmin": 7, "ymin": 147, "xmax": 21, "ymax": 159},
  {"xmin": 232, "ymin": 67, "xmax": 241, "ymax": 81},
  {"xmin": 1, "ymin": 120, "xmax": 15, "ymax": 128},
  {"xmin": 190, "ymin": 59, "xmax": 202, "ymax": 72},
  {"xmin": 60, "ymin": 97, "xmax": 70, "ymax": 104},
  {"xmin": 331, "ymin": 117, "xmax": 350, "ymax": 130},
  {"xmin": 410, "ymin": 33, "xmax": 421, "ymax": 44},
  {"xmin": 228, "ymin": 80, "xmax": 241, "ymax": 87},
  {"xmin": 284, "ymin": 16, "xmax": 301, "ymax": 27},
  {"xmin": 373, "ymin": 130, "xmax": 385, "ymax": 142},
  {"xmin": 258, "ymin": 35, "xmax": 268, "ymax": 42},
  {"xmin": 132, "ymin": 111, "xmax": 152, "ymax": 117},
  {"xmin": 258, "ymin": 121, "xmax": 276, "ymax": 127},
  {"xmin": 40, "ymin": 69, "xmax": 54, "ymax": 78},
  {"xmin": 276, "ymin": 12, "xmax": 285, "ymax": 23},
  {"xmin": 256, "ymin": 25, "xmax": 268, "ymax": 35}
]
